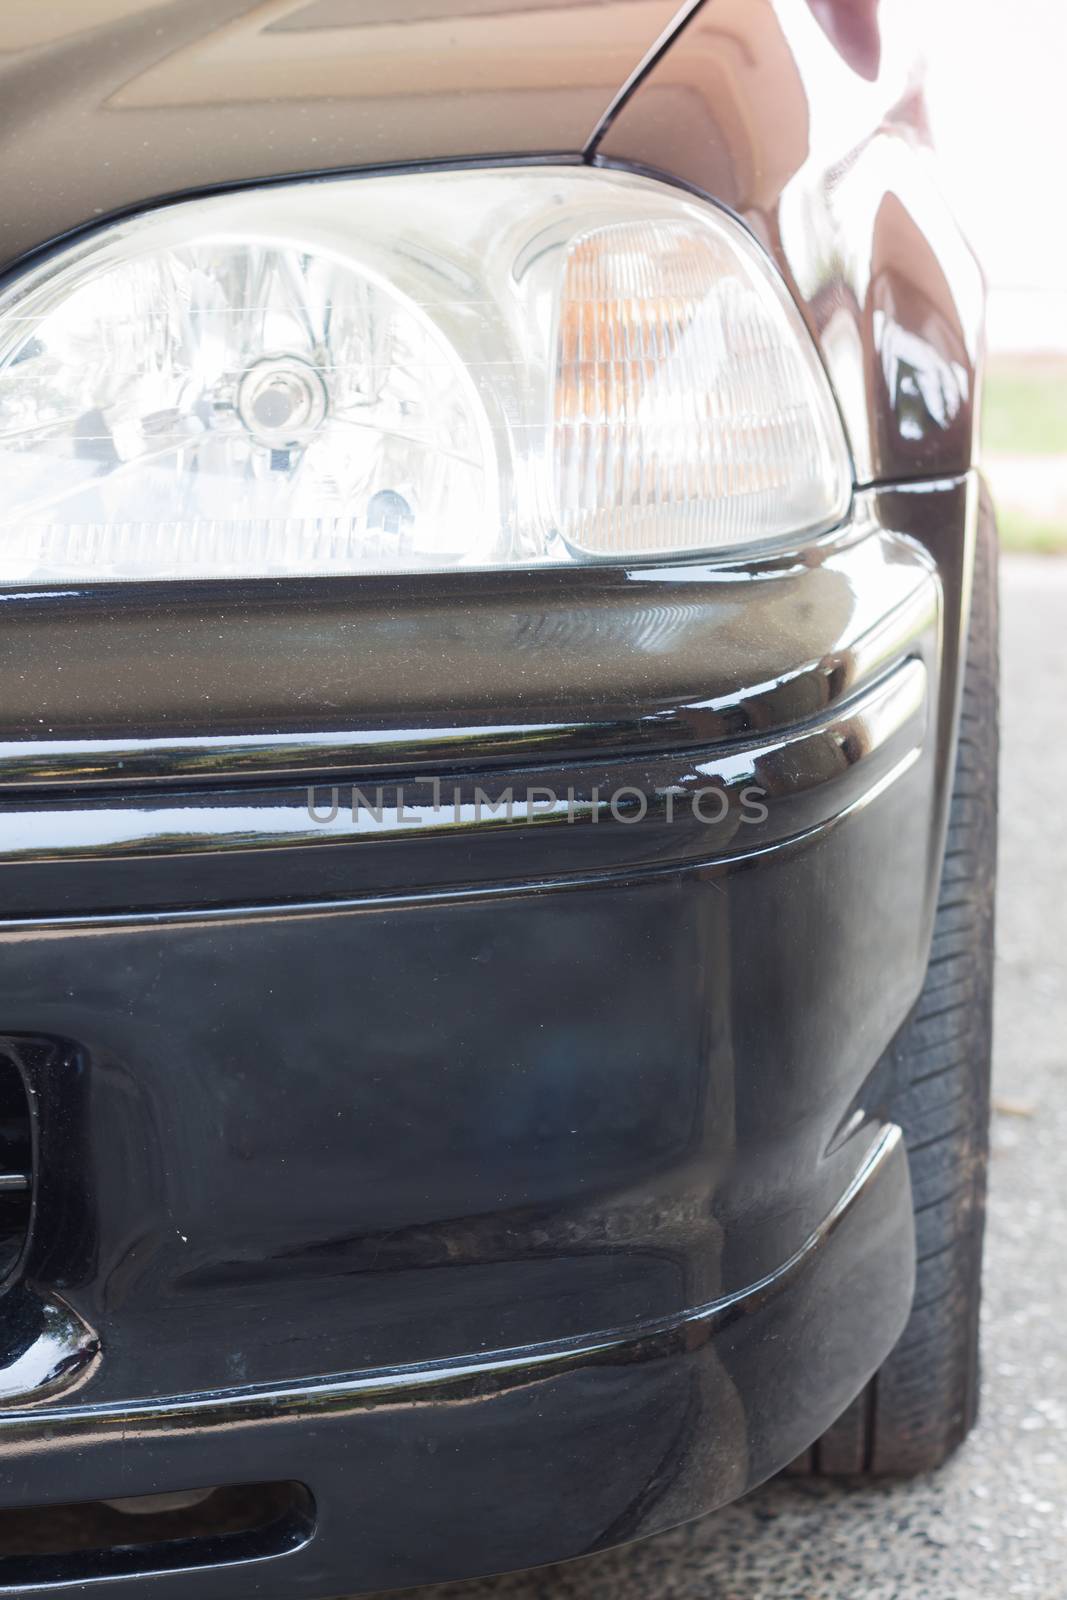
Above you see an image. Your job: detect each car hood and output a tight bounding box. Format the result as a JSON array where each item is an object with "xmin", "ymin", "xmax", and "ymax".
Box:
[{"xmin": 0, "ymin": 0, "xmax": 699, "ymax": 272}]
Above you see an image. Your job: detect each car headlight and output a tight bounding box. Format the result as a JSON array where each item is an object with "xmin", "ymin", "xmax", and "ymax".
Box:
[{"xmin": 0, "ymin": 169, "xmax": 851, "ymax": 582}]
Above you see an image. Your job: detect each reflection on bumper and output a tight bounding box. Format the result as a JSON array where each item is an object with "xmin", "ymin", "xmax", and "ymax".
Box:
[
  {"xmin": 0, "ymin": 1127, "xmax": 913, "ymax": 1597},
  {"xmin": 0, "ymin": 474, "xmax": 976, "ymax": 1595},
  {"xmin": 0, "ymin": 653, "xmax": 928, "ymax": 874}
]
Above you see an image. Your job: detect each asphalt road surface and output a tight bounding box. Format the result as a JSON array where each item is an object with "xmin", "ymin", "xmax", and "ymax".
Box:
[{"xmin": 390, "ymin": 554, "xmax": 1067, "ymax": 1600}]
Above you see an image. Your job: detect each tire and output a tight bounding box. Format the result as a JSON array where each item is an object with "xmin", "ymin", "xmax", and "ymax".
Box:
[{"xmin": 799, "ymin": 482, "xmax": 999, "ymax": 1478}]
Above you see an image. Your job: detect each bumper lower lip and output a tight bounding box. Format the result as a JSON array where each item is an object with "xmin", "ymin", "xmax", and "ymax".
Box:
[
  {"xmin": 0, "ymin": 474, "xmax": 976, "ymax": 1595},
  {"xmin": 2, "ymin": 1127, "xmax": 913, "ymax": 1596}
]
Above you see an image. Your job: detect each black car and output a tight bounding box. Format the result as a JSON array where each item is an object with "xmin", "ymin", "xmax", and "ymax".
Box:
[{"xmin": 0, "ymin": 2, "xmax": 996, "ymax": 1594}]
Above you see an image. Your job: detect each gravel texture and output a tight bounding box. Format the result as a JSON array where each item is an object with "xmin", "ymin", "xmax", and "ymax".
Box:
[{"xmin": 392, "ymin": 553, "xmax": 1067, "ymax": 1600}]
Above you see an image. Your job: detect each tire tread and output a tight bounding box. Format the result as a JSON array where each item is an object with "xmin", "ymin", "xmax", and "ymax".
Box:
[{"xmin": 802, "ymin": 480, "xmax": 998, "ymax": 1478}]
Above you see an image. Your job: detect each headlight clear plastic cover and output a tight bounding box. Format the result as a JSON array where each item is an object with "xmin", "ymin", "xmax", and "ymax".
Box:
[{"xmin": 0, "ymin": 170, "xmax": 851, "ymax": 581}]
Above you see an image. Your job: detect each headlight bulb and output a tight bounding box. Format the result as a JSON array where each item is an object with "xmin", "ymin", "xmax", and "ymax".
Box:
[{"xmin": 236, "ymin": 354, "xmax": 329, "ymax": 453}]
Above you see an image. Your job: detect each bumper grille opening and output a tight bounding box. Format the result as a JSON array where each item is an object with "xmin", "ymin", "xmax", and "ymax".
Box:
[
  {"xmin": 0, "ymin": 1482, "xmax": 314, "ymax": 1585},
  {"xmin": 0, "ymin": 1050, "xmax": 32, "ymax": 1281}
]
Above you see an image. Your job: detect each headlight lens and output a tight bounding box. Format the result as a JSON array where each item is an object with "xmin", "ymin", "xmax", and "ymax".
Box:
[{"xmin": 0, "ymin": 169, "xmax": 851, "ymax": 582}]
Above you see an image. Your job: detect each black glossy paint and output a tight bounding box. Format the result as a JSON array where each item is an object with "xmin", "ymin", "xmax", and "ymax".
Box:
[
  {"xmin": 0, "ymin": 473, "xmax": 974, "ymax": 1590},
  {"xmin": 0, "ymin": 497, "xmax": 929, "ymax": 781},
  {"xmin": 0, "ymin": 1283, "xmax": 99, "ymax": 1407},
  {"xmin": 0, "ymin": 1129, "xmax": 913, "ymax": 1594},
  {"xmin": 596, "ymin": 2, "xmax": 984, "ymax": 484},
  {"xmin": 0, "ymin": 492, "xmax": 941, "ymax": 916},
  {"xmin": 0, "ymin": 0, "xmax": 690, "ymax": 269},
  {"xmin": 0, "ymin": 1, "xmax": 983, "ymax": 1594}
]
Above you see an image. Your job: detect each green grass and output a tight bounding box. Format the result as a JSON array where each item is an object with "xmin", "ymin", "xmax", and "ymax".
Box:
[
  {"xmin": 983, "ymin": 356, "xmax": 1067, "ymax": 457},
  {"xmin": 983, "ymin": 354, "xmax": 1067, "ymax": 551},
  {"xmin": 997, "ymin": 509, "xmax": 1067, "ymax": 554}
]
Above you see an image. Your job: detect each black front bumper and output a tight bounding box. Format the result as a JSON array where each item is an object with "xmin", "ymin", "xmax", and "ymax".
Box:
[{"xmin": 0, "ymin": 475, "xmax": 976, "ymax": 1595}]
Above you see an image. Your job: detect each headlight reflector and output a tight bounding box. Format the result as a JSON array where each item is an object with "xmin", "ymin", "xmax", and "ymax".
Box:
[{"xmin": 0, "ymin": 170, "xmax": 851, "ymax": 582}]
